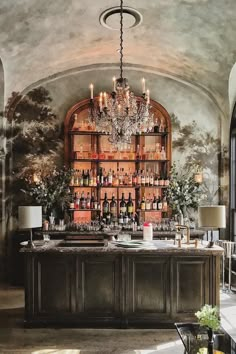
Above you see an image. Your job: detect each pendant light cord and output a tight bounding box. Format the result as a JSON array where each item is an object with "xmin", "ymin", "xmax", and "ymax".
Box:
[{"xmin": 120, "ymin": 0, "xmax": 123, "ymax": 80}]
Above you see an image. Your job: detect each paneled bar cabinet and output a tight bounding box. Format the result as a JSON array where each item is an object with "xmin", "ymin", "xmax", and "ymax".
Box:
[
  {"xmin": 22, "ymin": 98, "xmax": 223, "ymax": 328},
  {"xmin": 22, "ymin": 241, "xmax": 222, "ymax": 328}
]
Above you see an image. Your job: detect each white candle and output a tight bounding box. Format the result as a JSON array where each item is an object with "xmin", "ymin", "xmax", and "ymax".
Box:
[
  {"xmin": 113, "ymin": 77, "xmax": 116, "ymax": 91},
  {"xmin": 104, "ymin": 92, "xmax": 107, "ymax": 107},
  {"xmin": 90, "ymin": 84, "xmax": 94, "ymax": 99},
  {"xmin": 146, "ymin": 89, "xmax": 150, "ymax": 104},
  {"xmin": 142, "ymin": 78, "xmax": 145, "ymax": 93},
  {"xmin": 99, "ymin": 92, "xmax": 103, "ymax": 111},
  {"xmin": 126, "ymin": 91, "xmax": 129, "ymax": 107}
]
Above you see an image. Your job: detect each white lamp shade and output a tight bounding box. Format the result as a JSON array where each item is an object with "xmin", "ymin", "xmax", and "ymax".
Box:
[
  {"xmin": 198, "ymin": 205, "xmax": 226, "ymax": 229},
  {"xmin": 18, "ymin": 206, "xmax": 42, "ymax": 229}
]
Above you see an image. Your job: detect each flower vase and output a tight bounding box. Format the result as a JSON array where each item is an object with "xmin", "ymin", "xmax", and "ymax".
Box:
[
  {"xmin": 177, "ymin": 210, "xmax": 184, "ymax": 225},
  {"xmin": 207, "ymin": 328, "xmax": 214, "ymax": 354}
]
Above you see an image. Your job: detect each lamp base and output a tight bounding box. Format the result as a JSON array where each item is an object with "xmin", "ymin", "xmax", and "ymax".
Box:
[
  {"xmin": 26, "ymin": 240, "xmax": 35, "ymax": 248},
  {"xmin": 206, "ymin": 241, "xmax": 214, "ymax": 248}
]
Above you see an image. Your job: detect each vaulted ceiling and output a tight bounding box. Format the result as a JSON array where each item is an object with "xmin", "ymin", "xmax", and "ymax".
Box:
[{"xmin": 0, "ymin": 0, "xmax": 236, "ymax": 116}]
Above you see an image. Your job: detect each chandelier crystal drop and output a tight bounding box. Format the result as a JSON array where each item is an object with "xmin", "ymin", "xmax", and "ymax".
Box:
[{"xmin": 88, "ymin": 0, "xmax": 154, "ymax": 150}]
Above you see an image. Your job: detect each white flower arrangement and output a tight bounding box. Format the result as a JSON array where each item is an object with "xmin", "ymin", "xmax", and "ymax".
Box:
[{"xmin": 165, "ymin": 163, "xmax": 204, "ymax": 215}]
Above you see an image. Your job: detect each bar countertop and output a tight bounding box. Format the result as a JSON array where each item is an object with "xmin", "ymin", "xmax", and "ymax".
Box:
[{"xmin": 20, "ymin": 239, "xmax": 224, "ymax": 255}]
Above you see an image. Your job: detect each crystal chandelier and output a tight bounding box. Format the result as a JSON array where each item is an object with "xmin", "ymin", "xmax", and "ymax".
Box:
[{"xmin": 88, "ymin": 0, "xmax": 154, "ymax": 149}]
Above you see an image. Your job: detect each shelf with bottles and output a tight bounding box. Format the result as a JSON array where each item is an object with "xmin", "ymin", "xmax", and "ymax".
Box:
[
  {"xmin": 71, "ymin": 132, "xmax": 168, "ymax": 161},
  {"xmin": 70, "ymin": 168, "xmax": 170, "ymax": 189},
  {"xmin": 65, "ymin": 98, "xmax": 172, "ymax": 223},
  {"xmin": 69, "ymin": 209, "xmax": 101, "ymax": 212}
]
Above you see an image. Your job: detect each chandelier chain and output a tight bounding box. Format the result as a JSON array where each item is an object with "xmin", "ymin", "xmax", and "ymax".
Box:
[{"xmin": 119, "ymin": 0, "xmax": 123, "ymax": 80}]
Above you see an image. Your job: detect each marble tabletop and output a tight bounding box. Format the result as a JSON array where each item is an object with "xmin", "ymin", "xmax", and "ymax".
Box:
[{"xmin": 20, "ymin": 239, "xmax": 224, "ymax": 255}]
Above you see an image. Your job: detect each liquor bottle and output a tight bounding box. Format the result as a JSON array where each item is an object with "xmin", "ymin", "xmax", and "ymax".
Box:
[
  {"xmin": 145, "ymin": 169, "xmax": 150, "ymax": 186},
  {"xmin": 137, "ymin": 170, "xmax": 141, "ymax": 185},
  {"xmin": 83, "ymin": 170, "xmax": 89, "ymax": 187},
  {"xmin": 128, "ymin": 168, "xmax": 133, "ymax": 186},
  {"xmin": 153, "ymin": 117, "xmax": 160, "ymax": 133},
  {"xmin": 110, "ymin": 193, "xmax": 117, "ymax": 218},
  {"xmin": 162, "ymin": 196, "xmax": 168, "ymax": 211},
  {"xmin": 127, "ymin": 192, "xmax": 133, "ymax": 217},
  {"xmin": 149, "ymin": 170, "xmax": 154, "ymax": 186},
  {"xmin": 154, "ymin": 172, "xmax": 159, "ymax": 186},
  {"xmin": 118, "ymin": 212, "xmax": 124, "ymax": 225},
  {"xmin": 164, "ymin": 176, "xmax": 170, "ymax": 186},
  {"xmin": 141, "ymin": 195, "xmax": 146, "ymax": 210},
  {"xmin": 99, "ymin": 167, "xmax": 104, "ymax": 186},
  {"xmin": 160, "ymin": 146, "xmax": 166, "ymax": 160},
  {"xmin": 86, "ymin": 192, "xmax": 91, "ymax": 209},
  {"xmin": 159, "ymin": 118, "xmax": 166, "ymax": 133},
  {"xmin": 159, "ymin": 175, "xmax": 165, "ymax": 186},
  {"xmin": 142, "ymin": 145, "xmax": 146, "ymax": 160},
  {"xmin": 102, "ymin": 192, "xmax": 109, "ymax": 217},
  {"xmin": 80, "ymin": 191, "xmax": 86, "ymax": 209},
  {"xmin": 93, "ymin": 169, "xmax": 97, "ymax": 186},
  {"xmin": 141, "ymin": 170, "xmax": 145, "ymax": 186},
  {"xmin": 132, "ymin": 171, "xmax": 137, "ymax": 186},
  {"xmin": 120, "ymin": 193, "xmax": 126, "ymax": 215},
  {"xmin": 73, "ymin": 170, "xmax": 78, "ymax": 186},
  {"xmin": 129, "ymin": 145, "xmax": 135, "ymax": 160},
  {"xmin": 146, "ymin": 194, "xmax": 151, "ymax": 210},
  {"xmin": 155, "ymin": 143, "xmax": 161, "ymax": 160},
  {"xmin": 136, "ymin": 144, "xmax": 141, "ymax": 160},
  {"xmin": 152, "ymin": 194, "xmax": 157, "ymax": 210},
  {"xmin": 113, "ymin": 169, "xmax": 119, "ymax": 186},
  {"xmin": 90, "ymin": 192, "xmax": 95, "ymax": 209},
  {"xmin": 88, "ymin": 170, "xmax": 93, "ymax": 187},
  {"xmin": 103, "ymin": 170, "xmax": 108, "ymax": 187},
  {"xmin": 71, "ymin": 170, "xmax": 76, "ymax": 186},
  {"xmin": 108, "ymin": 169, "xmax": 113, "ymax": 186},
  {"xmin": 157, "ymin": 195, "xmax": 163, "ymax": 210},
  {"xmin": 70, "ymin": 192, "xmax": 75, "ymax": 209},
  {"xmin": 119, "ymin": 168, "xmax": 124, "ymax": 186}
]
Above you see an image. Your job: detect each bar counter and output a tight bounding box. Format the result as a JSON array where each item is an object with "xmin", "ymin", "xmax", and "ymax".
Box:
[{"xmin": 21, "ymin": 240, "xmax": 223, "ymax": 328}]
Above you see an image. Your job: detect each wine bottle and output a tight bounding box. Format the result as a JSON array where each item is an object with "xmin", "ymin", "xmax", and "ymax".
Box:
[
  {"xmin": 152, "ymin": 195, "xmax": 157, "ymax": 210},
  {"xmin": 90, "ymin": 192, "xmax": 95, "ymax": 209},
  {"xmin": 127, "ymin": 192, "xmax": 133, "ymax": 217},
  {"xmin": 102, "ymin": 192, "xmax": 109, "ymax": 217},
  {"xmin": 110, "ymin": 193, "xmax": 117, "ymax": 218},
  {"xmin": 141, "ymin": 195, "xmax": 146, "ymax": 210},
  {"xmin": 86, "ymin": 192, "xmax": 91, "ymax": 209},
  {"xmin": 80, "ymin": 191, "xmax": 86, "ymax": 209},
  {"xmin": 120, "ymin": 192, "xmax": 126, "ymax": 215}
]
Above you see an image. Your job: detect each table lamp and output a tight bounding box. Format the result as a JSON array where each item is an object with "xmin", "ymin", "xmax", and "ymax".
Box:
[
  {"xmin": 198, "ymin": 205, "xmax": 226, "ymax": 248},
  {"xmin": 18, "ymin": 206, "xmax": 42, "ymax": 248}
]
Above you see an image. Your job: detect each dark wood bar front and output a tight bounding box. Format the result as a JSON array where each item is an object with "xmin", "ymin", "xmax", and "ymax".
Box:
[{"xmin": 22, "ymin": 241, "xmax": 223, "ymax": 328}]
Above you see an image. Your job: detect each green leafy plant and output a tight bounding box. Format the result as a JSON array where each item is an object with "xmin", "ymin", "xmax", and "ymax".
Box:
[
  {"xmin": 165, "ymin": 162, "xmax": 204, "ymax": 215},
  {"xmin": 21, "ymin": 166, "xmax": 73, "ymax": 214},
  {"xmin": 195, "ymin": 304, "xmax": 220, "ymax": 331}
]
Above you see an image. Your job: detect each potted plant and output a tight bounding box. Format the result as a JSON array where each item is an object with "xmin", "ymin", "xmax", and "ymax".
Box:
[
  {"xmin": 195, "ymin": 304, "xmax": 220, "ymax": 345},
  {"xmin": 21, "ymin": 166, "xmax": 73, "ymax": 222},
  {"xmin": 165, "ymin": 163, "xmax": 204, "ymax": 221}
]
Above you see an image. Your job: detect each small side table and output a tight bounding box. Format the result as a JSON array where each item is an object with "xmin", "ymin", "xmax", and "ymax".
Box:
[{"xmin": 175, "ymin": 322, "xmax": 235, "ymax": 354}]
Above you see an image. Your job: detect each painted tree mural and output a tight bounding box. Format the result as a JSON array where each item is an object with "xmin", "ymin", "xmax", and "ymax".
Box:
[{"xmin": 171, "ymin": 113, "xmax": 222, "ymax": 204}]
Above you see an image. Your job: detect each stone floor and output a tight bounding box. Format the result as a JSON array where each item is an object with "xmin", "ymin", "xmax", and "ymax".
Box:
[{"xmin": 0, "ymin": 284, "xmax": 235, "ymax": 354}]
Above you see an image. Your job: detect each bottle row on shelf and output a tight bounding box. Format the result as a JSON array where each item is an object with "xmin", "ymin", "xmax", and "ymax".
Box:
[
  {"xmin": 69, "ymin": 191, "xmax": 168, "ymax": 214},
  {"xmin": 74, "ymin": 143, "xmax": 167, "ymax": 161},
  {"xmin": 70, "ymin": 168, "xmax": 170, "ymax": 188},
  {"xmin": 72, "ymin": 115, "xmax": 167, "ymax": 134}
]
